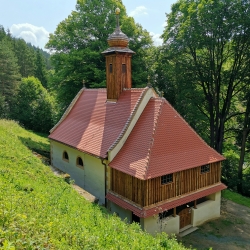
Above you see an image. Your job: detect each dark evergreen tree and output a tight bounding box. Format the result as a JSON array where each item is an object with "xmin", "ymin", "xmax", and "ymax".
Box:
[
  {"xmin": 0, "ymin": 38, "xmax": 21, "ymax": 112},
  {"xmin": 13, "ymin": 38, "xmax": 36, "ymax": 77},
  {"xmin": 34, "ymin": 50, "xmax": 48, "ymax": 88}
]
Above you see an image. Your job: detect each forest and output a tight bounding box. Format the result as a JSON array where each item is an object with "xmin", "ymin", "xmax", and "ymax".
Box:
[{"xmin": 0, "ymin": 0, "xmax": 249, "ymax": 197}]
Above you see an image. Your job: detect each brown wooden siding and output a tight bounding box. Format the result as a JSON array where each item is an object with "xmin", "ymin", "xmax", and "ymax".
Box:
[
  {"xmin": 111, "ymin": 162, "xmax": 221, "ymax": 207},
  {"xmin": 105, "ymin": 53, "xmax": 132, "ymax": 100}
]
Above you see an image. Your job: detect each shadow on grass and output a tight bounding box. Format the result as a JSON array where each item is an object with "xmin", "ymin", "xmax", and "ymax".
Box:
[{"xmin": 18, "ymin": 136, "xmax": 50, "ymax": 159}]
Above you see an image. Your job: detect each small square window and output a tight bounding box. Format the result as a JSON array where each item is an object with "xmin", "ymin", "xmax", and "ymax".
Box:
[
  {"xmin": 109, "ymin": 64, "xmax": 113, "ymax": 73},
  {"xmin": 161, "ymin": 174, "xmax": 173, "ymax": 185},
  {"xmin": 201, "ymin": 164, "xmax": 210, "ymax": 174}
]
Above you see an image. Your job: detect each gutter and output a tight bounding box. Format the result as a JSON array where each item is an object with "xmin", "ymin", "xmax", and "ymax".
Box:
[{"xmin": 101, "ymin": 158, "xmax": 108, "ymax": 207}]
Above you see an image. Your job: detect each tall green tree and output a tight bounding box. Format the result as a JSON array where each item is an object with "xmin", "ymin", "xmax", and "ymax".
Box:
[
  {"xmin": 237, "ymin": 91, "xmax": 250, "ymax": 193},
  {"xmin": 0, "ymin": 38, "xmax": 21, "ymax": 111},
  {"xmin": 13, "ymin": 38, "xmax": 36, "ymax": 78},
  {"xmin": 46, "ymin": 0, "xmax": 153, "ymax": 112},
  {"xmin": 160, "ymin": 0, "xmax": 250, "ymax": 153},
  {"xmin": 0, "ymin": 25, "xmax": 6, "ymax": 41},
  {"xmin": 34, "ymin": 50, "xmax": 48, "ymax": 88}
]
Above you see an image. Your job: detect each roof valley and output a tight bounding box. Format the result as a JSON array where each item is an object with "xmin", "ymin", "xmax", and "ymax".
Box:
[{"xmin": 107, "ymin": 87, "xmax": 148, "ymax": 156}]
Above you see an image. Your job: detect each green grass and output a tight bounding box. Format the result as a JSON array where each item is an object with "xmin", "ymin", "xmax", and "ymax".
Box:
[
  {"xmin": 222, "ymin": 189, "xmax": 250, "ymax": 208},
  {"xmin": 0, "ymin": 119, "xmax": 189, "ymax": 250}
]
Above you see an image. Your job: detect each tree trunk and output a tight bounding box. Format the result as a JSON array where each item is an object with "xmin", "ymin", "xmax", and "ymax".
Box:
[
  {"xmin": 237, "ymin": 96, "xmax": 250, "ymax": 194},
  {"xmin": 237, "ymin": 129, "xmax": 249, "ymax": 194}
]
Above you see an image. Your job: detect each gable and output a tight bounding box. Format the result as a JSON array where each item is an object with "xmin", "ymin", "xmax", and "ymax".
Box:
[{"xmin": 109, "ymin": 98, "xmax": 225, "ymax": 179}]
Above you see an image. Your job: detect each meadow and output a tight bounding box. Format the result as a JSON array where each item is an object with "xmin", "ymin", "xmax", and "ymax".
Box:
[{"xmin": 0, "ymin": 120, "xmax": 188, "ymax": 250}]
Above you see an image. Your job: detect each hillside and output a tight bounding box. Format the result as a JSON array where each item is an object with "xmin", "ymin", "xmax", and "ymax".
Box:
[{"xmin": 0, "ymin": 120, "xmax": 189, "ymax": 250}]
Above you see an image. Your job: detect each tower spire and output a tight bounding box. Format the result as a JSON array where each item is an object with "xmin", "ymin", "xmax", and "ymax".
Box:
[
  {"xmin": 116, "ymin": 7, "xmax": 120, "ymax": 28},
  {"xmin": 102, "ymin": 8, "xmax": 135, "ymax": 101}
]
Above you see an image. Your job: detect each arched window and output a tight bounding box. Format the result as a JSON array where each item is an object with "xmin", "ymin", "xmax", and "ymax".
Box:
[
  {"xmin": 63, "ymin": 151, "xmax": 69, "ymax": 161},
  {"xmin": 76, "ymin": 157, "xmax": 84, "ymax": 169}
]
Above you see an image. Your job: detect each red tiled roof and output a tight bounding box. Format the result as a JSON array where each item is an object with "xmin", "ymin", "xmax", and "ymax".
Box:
[
  {"xmin": 106, "ymin": 183, "xmax": 227, "ymax": 218},
  {"xmin": 49, "ymin": 88, "xmax": 145, "ymax": 158},
  {"xmin": 109, "ymin": 98, "xmax": 225, "ymax": 179}
]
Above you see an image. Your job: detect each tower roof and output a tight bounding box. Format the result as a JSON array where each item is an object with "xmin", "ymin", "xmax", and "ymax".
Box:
[
  {"xmin": 102, "ymin": 8, "xmax": 135, "ymax": 54},
  {"xmin": 107, "ymin": 7, "xmax": 129, "ymax": 47}
]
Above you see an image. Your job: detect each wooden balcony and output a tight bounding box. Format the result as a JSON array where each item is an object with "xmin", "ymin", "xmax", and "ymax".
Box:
[{"xmin": 110, "ymin": 162, "xmax": 221, "ymax": 207}]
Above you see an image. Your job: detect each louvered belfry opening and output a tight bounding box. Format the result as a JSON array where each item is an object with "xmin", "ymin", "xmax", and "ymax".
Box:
[{"xmin": 102, "ymin": 8, "xmax": 135, "ymax": 101}]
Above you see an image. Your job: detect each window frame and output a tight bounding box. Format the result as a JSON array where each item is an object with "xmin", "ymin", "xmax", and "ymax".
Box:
[
  {"xmin": 161, "ymin": 173, "xmax": 173, "ymax": 185},
  {"xmin": 201, "ymin": 164, "xmax": 210, "ymax": 174},
  {"xmin": 76, "ymin": 156, "xmax": 84, "ymax": 169},
  {"xmin": 62, "ymin": 151, "xmax": 69, "ymax": 162},
  {"xmin": 122, "ymin": 63, "xmax": 126, "ymax": 73},
  {"xmin": 109, "ymin": 63, "xmax": 113, "ymax": 73}
]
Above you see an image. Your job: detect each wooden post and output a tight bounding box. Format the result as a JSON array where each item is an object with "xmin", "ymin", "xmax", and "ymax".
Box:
[
  {"xmin": 194, "ymin": 200, "xmax": 197, "ymax": 209},
  {"xmin": 173, "ymin": 207, "xmax": 176, "ymax": 217}
]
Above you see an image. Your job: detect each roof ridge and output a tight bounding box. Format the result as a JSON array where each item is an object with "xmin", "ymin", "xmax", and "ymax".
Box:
[
  {"xmin": 85, "ymin": 88, "xmax": 107, "ymax": 91},
  {"xmin": 144, "ymin": 98, "xmax": 165, "ymax": 178},
  {"xmin": 49, "ymin": 88, "xmax": 85, "ymax": 134},
  {"xmin": 107, "ymin": 87, "xmax": 149, "ymax": 154}
]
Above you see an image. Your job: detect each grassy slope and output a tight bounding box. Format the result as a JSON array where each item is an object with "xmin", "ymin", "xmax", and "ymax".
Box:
[
  {"xmin": 222, "ymin": 190, "xmax": 250, "ymax": 208},
  {"xmin": 0, "ymin": 120, "xmax": 189, "ymax": 250}
]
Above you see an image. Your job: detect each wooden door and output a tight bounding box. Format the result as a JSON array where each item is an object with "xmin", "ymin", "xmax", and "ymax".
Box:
[{"xmin": 178, "ymin": 207, "xmax": 192, "ymax": 229}]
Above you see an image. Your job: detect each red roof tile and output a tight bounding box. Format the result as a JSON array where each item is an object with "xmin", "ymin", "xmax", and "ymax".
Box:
[
  {"xmin": 106, "ymin": 183, "xmax": 227, "ymax": 218},
  {"xmin": 49, "ymin": 88, "xmax": 145, "ymax": 158},
  {"xmin": 109, "ymin": 98, "xmax": 225, "ymax": 179}
]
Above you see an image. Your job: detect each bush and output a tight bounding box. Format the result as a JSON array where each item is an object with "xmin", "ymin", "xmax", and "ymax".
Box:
[
  {"xmin": 11, "ymin": 76, "xmax": 55, "ymax": 133},
  {"xmin": 221, "ymin": 150, "xmax": 239, "ymax": 191}
]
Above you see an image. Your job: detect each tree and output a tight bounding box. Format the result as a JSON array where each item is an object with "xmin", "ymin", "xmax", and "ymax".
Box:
[
  {"xmin": 34, "ymin": 49, "xmax": 48, "ymax": 88},
  {"xmin": 237, "ymin": 91, "xmax": 250, "ymax": 193},
  {"xmin": 0, "ymin": 25, "xmax": 6, "ymax": 41},
  {"xmin": 13, "ymin": 38, "xmax": 36, "ymax": 78},
  {"xmin": 0, "ymin": 38, "xmax": 21, "ymax": 111},
  {"xmin": 46, "ymin": 0, "xmax": 153, "ymax": 113},
  {"xmin": 161, "ymin": 0, "xmax": 250, "ymax": 153},
  {"xmin": 12, "ymin": 77, "xmax": 55, "ymax": 133}
]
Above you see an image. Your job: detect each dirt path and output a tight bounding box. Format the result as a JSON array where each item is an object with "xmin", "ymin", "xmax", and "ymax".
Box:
[{"xmin": 179, "ymin": 198, "xmax": 250, "ymax": 250}]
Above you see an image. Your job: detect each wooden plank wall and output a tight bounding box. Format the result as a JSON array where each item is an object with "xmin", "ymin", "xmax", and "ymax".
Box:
[
  {"xmin": 106, "ymin": 55, "xmax": 116, "ymax": 100},
  {"xmin": 111, "ymin": 168, "xmax": 145, "ymax": 205},
  {"xmin": 105, "ymin": 53, "xmax": 132, "ymax": 100},
  {"xmin": 111, "ymin": 162, "xmax": 221, "ymax": 207}
]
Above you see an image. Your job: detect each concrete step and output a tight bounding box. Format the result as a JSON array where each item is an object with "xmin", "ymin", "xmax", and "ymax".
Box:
[
  {"xmin": 179, "ymin": 224, "xmax": 192, "ymax": 233},
  {"xmin": 179, "ymin": 226, "xmax": 198, "ymax": 237}
]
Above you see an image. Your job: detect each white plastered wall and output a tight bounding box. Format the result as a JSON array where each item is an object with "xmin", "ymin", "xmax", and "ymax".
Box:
[
  {"xmin": 50, "ymin": 140, "xmax": 105, "ymax": 205},
  {"xmin": 142, "ymin": 215, "xmax": 180, "ymax": 236},
  {"xmin": 192, "ymin": 191, "xmax": 221, "ymax": 226}
]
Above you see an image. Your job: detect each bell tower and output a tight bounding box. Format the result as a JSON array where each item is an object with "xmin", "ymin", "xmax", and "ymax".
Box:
[{"xmin": 102, "ymin": 8, "xmax": 135, "ymax": 101}]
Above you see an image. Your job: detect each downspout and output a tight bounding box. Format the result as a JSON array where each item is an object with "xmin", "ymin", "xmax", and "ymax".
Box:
[{"xmin": 101, "ymin": 158, "xmax": 108, "ymax": 207}]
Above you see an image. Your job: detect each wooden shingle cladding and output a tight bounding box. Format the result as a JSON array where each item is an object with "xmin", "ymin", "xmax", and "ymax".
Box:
[{"xmin": 111, "ymin": 162, "xmax": 221, "ymax": 207}]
